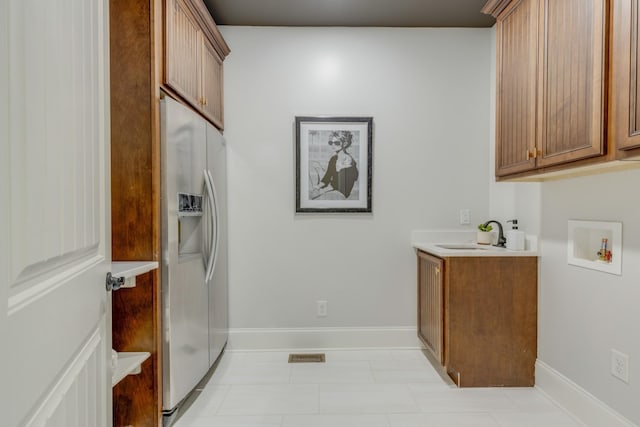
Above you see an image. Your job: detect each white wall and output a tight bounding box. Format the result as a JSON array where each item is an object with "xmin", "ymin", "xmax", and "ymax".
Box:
[
  {"xmin": 536, "ymin": 170, "xmax": 640, "ymax": 425},
  {"xmin": 221, "ymin": 27, "xmax": 493, "ymax": 333}
]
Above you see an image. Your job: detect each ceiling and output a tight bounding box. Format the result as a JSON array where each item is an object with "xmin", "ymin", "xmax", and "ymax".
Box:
[{"xmin": 203, "ymin": 0, "xmax": 496, "ymax": 28}]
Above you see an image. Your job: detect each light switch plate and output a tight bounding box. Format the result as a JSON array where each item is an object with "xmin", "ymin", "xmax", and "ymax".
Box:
[{"xmin": 459, "ymin": 209, "xmax": 470, "ymax": 225}]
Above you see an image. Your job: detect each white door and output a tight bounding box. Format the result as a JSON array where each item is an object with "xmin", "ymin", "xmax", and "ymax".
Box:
[{"xmin": 1, "ymin": 0, "xmax": 112, "ymax": 426}]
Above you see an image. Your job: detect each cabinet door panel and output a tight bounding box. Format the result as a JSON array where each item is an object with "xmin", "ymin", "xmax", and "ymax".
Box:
[
  {"xmin": 201, "ymin": 37, "xmax": 224, "ymax": 129},
  {"xmin": 538, "ymin": 0, "xmax": 606, "ymax": 166},
  {"xmin": 417, "ymin": 252, "xmax": 444, "ymax": 363},
  {"xmin": 495, "ymin": 0, "xmax": 538, "ymax": 176},
  {"xmin": 166, "ymin": 0, "xmax": 201, "ymax": 108},
  {"xmin": 612, "ymin": 0, "xmax": 640, "ymax": 153}
]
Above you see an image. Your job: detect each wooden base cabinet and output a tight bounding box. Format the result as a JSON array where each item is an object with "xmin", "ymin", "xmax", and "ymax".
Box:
[{"xmin": 417, "ymin": 251, "xmax": 538, "ymax": 387}]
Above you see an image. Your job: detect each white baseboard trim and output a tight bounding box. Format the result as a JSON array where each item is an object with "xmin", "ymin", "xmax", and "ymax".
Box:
[
  {"xmin": 535, "ymin": 360, "xmax": 637, "ymax": 427},
  {"xmin": 227, "ymin": 326, "xmax": 421, "ymax": 351}
]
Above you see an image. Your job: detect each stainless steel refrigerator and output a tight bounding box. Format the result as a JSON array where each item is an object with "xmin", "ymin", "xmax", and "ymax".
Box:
[{"xmin": 160, "ymin": 95, "xmax": 228, "ymax": 418}]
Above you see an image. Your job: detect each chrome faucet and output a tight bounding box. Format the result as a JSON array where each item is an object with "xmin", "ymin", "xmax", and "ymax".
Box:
[{"xmin": 482, "ymin": 220, "xmax": 506, "ymax": 247}]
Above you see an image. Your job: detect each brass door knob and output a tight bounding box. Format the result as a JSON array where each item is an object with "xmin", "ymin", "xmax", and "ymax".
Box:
[{"xmin": 525, "ymin": 148, "xmax": 539, "ymax": 159}]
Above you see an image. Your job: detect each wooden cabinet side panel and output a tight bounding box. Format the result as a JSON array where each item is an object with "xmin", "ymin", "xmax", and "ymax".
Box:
[
  {"xmin": 495, "ymin": 0, "xmax": 539, "ymax": 176},
  {"xmin": 110, "ymin": 0, "xmax": 162, "ymax": 425},
  {"xmin": 111, "ymin": 0, "xmax": 155, "ymax": 262},
  {"xmin": 445, "ymin": 257, "xmax": 537, "ymax": 387},
  {"xmin": 417, "ymin": 251, "xmax": 444, "ymax": 364},
  {"xmin": 612, "ymin": 0, "xmax": 640, "ymax": 155},
  {"xmin": 538, "ymin": 0, "xmax": 606, "ymax": 166}
]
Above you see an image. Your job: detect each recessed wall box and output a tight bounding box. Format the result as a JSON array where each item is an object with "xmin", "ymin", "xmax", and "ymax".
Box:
[{"xmin": 567, "ymin": 220, "xmax": 622, "ymax": 275}]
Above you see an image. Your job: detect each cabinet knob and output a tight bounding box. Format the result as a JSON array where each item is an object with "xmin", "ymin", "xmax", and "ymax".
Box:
[
  {"xmin": 525, "ymin": 149, "xmax": 539, "ymax": 159},
  {"xmin": 435, "ymin": 267, "xmax": 440, "ymax": 275}
]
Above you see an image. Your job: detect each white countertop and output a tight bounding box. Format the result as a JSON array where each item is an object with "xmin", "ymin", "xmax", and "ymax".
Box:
[
  {"xmin": 413, "ymin": 242, "xmax": 538, "ymax": 257},
  {"xmin": 411, "ymin": 230, "xmax": 538, "ymax": 258}
]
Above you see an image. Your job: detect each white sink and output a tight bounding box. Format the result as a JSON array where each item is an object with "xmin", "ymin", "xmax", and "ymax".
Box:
[{"xmin": 435, "ymin": 243, "xmax": 490, "ymax": 250}]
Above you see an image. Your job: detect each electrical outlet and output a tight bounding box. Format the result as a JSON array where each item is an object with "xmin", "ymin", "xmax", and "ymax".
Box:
[
  {"xmin": 317, "ymin": 300, "xmax": 327, "ymax": 317},
  {"xmin": 459, "ymin": 209, "xmax": 470, "ymax": 225},
  {"xmin": 611, "ymin": 349, "xmax": 630, "ymax": 383}
]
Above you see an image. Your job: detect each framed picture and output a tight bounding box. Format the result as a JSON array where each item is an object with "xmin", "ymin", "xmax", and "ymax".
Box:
[{"xmin": 295, "ymin": 116, "xmax": 373, "ymax": 213}]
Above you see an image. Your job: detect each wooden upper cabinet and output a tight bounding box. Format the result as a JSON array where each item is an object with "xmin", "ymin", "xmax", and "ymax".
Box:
[
  {"xmin": 165, "ymin": 0, "xmax": 230, "ymax": 129},
  {"xmin": 611, "ymin": 0, "xmax": 640, "ymax": 155},
  {"xmin": 484, "ymin": 0, "xmax": 613, "ymax": 179},
  {"xmin": 494, "ymin": 0, "xmax": 539, "ymax": 176},
  {"xmin": 537, "ymin": 0, "xmax": 606, "ymax": 166}
]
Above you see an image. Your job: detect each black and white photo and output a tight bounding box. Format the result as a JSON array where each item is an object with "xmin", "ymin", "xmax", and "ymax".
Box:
[{"xmin": 295, "ymin": 116, "xmax": 373, "ymax": 213}]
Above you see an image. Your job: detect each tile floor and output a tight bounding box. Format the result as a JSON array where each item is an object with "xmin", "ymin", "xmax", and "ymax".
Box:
[{"xmin": 173, "ymin": 349, "xmax": 585, "ymax": 427}]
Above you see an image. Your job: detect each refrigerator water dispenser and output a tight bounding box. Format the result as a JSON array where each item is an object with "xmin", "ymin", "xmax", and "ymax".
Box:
[{"xmin": 177, "ymin": 192, "xmax": 203, "ymax": 256}]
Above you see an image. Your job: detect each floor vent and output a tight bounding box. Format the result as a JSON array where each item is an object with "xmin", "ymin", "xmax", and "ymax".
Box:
[{"xmin": 288, "ymin": 353, "xmax": 326, "ymax": 363}]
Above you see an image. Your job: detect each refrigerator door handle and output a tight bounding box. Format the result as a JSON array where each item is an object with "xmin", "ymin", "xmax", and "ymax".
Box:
[{"xmin": 204, "ymin": 169, "xmax": 219, "ymax": 282}]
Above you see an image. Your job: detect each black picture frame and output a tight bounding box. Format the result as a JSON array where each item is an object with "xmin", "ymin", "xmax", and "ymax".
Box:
[{"xmin": 295, "ymin": 116, "xmax": 373, "ymax": 213}]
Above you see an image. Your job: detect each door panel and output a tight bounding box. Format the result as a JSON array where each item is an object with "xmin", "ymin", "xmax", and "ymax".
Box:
[
  {"xmin": 495, "ymin": 0, "xmax": 538, "ymax": 176},
  {"xmin": 538, "ymin": 0, "xmax": 606, "ymax": 165},
  {"xmin": 201, "ymin": 38, "xmax": 224, "ymax": 129},
  {"xmin": 611, "ymin": 0, "xmax": 640, "ymax": 153},
  {"xmin": 3, "ymin": 0, "xmax": 111, "ymax": 425},
  {"xmin": 166, "ymin": 0, "xmax": 201, "ymax": 108},
  {"xmin": 417, "ymin": 251, "xmax": 444, "ymax": 364}
]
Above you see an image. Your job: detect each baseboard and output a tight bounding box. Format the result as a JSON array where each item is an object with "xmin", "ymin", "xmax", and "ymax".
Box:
[
  {"xmin": 227, "ymin": 326, "xmax": 421, "ymax": 350},
  {"xmin": 535, "ymin": 360, "xmax": 637, "ymax": 427}
]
